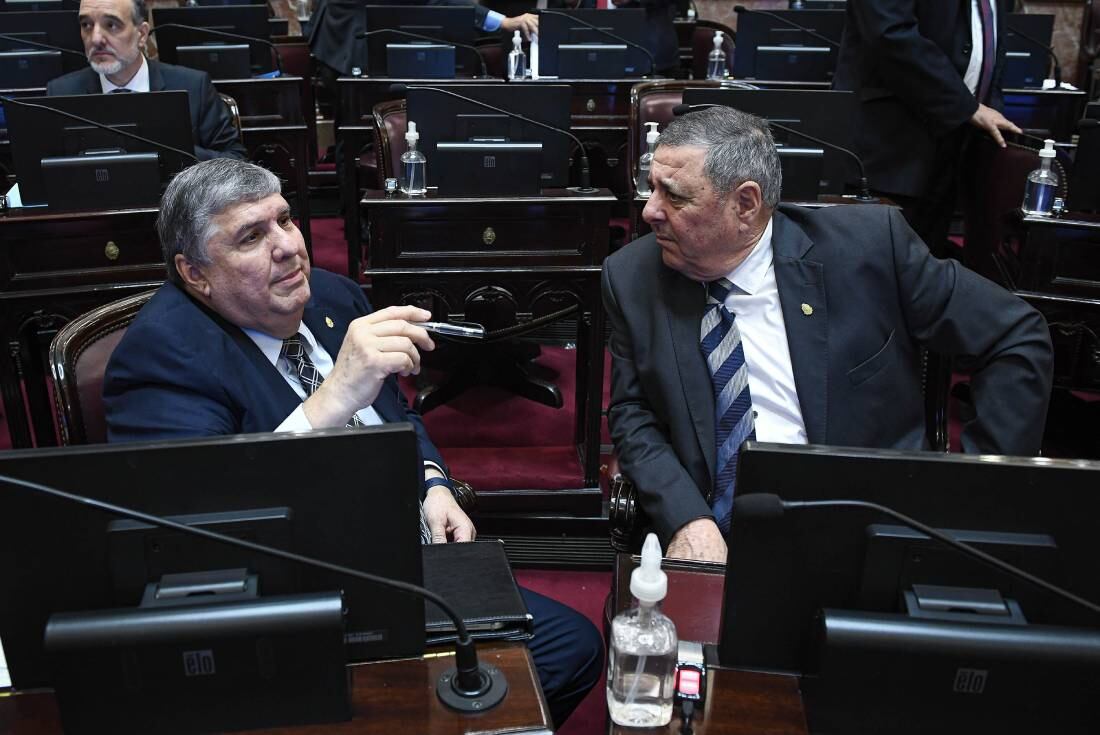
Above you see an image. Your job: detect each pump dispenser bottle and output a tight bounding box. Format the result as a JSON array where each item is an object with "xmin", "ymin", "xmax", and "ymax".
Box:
[
  {"xmin": 636, "ymin": 122, "xmax": 659, "ymax": 197},
  {"xmin": 400, "ymin": 121, "xmax": 427, "ymax": 195},
  {"xmin": 706, "ymin": 31, "xmax": 727, "ymax": 80},
  {"xmin": 1022, "ymin": 138, "xmax": 1059, "ymax": 216},
  {"xmin": 508, "ymin": 30, "xmax": 527, "ymax": 80},
  {"xmin": 607, "ymin": 533, "xmax": 678, "ymax": 728}
]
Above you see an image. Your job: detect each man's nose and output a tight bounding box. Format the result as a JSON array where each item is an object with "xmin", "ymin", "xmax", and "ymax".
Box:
[
  {"xmin": 270, "ymin": 226, "xmax": 298, "ymax": 259},
  {"xmin": 641, "ymin": 192, "xmax": 664, "ymax": 224}
]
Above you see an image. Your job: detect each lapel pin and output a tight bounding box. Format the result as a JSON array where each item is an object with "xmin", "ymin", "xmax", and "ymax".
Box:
[
  {"xmin": 325, "ymin": 316, "xmax": 335, "ymax": 328},
  {"xmin": 801, "ymin": 303, "xmax": 814, "ymax": 316}
]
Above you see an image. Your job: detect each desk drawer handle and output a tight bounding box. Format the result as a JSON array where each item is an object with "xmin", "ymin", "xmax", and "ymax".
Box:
[
  {"xmin": 104, "ymin": 241, "xmax": 120, "ymax": 261},
  {"xmin": 482, "ymin": 227, "xmax": 497, "ymax": 246}
]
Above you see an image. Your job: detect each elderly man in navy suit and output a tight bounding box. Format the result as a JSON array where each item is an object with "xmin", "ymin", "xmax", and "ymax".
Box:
[
  {"xmin": 104, "ymin": 159, "xmax": 602, "ymax": 727},
  {"xmin": 47, "ymin": 0, "xmax": 246, "ymax": 161},
  {"xmin": 603, "ymin": 106, "xmax": 1053, "ymax": 563}
]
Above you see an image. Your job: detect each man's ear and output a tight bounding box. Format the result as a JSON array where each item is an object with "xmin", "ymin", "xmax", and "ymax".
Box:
[
  {"xmin": 732, "ymin": 181, "xmax": 764, "ymax": 223},
  {"xmin": 175, "ymin": 254, "xmax": 211, "ymax": 297},
  {"xmin": 137, "ymin": 21, "xmax": 150, "ymax": 51}
]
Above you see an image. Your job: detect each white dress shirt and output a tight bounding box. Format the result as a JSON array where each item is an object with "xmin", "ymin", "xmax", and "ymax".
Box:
[
  {"xmin": 717, "ymin": 217, "xmax": 808, "ymax": 445},
  {"xmin": 98, "ymin": 54, "xmax": 151, "ymax": 93},
  {"xmin": 963, "ymin": 0, "xmax": 996, "ymax": 96},
  {"xmin": 242, "ymin": 323, "xmax": 384, "ymax": 431}
]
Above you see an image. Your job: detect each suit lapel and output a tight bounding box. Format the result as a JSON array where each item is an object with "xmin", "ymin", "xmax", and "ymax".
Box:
[
  {"xmin": 147, "ymin": 59, "xmax": 166, "ymax": 91},
  {"xmin": 81, "ymin": 67, "xmax": 100, "ymax": 94},
  {"xmin": 664, "ymin": 266, "xmax": 716, "ymax": 484},
  {"xmin": 772, "ymin": 211, "xmax": 828, "ymax": 444}
]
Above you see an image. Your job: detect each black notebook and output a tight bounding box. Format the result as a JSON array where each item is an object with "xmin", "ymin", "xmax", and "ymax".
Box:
[{"xmin": 422, "ymin": 540, "xmax": 533, "ymax": 645}]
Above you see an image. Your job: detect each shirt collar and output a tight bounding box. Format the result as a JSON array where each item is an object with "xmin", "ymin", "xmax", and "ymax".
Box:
[
  {"xmin": 99, "ymin": 54, "xmax": 150, "ymax": 94},
  {"xmin": 242, "ymin": 321, "xmax": 318, "ymax": 367},
  {"xmin": 722, "ymin": 216, "xmax": 774, "ymax": 296}
]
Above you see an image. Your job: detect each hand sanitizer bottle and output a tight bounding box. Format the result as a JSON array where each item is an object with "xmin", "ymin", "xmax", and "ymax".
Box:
[
  {"xmin": 607, "ymin": 533, "xmax": 678, "ymax": 728},
  {"xmin": 706, "ymin": 31, "xmax": 727, "ymax": 80},
  {"xmin": 1022, "ymin": 138, "xmax": 1059, "ymax": 216},
  {"xmin": 400, "ymin": 121, "xmax": 427, "ymax": 196},
  {"xmin": 508, "ymin": 30, "xmax": 527, "ymax": 80},
  {"xmin": 636, "ymin": 122, "xmax": 659, "ymax": 197}
]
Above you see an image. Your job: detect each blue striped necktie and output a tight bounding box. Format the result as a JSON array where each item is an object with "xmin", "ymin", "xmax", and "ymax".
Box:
[
  {"xmin": 700, "ymin": 279, "xmax": 756, "ymax": 534},
  {"xmin": 281, "ymin": 334, "xmax": 432, "ymax": 544}
]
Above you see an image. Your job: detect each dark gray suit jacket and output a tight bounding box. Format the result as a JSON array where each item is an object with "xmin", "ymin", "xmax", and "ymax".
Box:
[
  {"xmin": 46, "ymin": 59, "xmax": 247, "ymax": 161},
  {"xmin": 602, "ymin": 204, "xmax": 1053, "ymax": 541}
]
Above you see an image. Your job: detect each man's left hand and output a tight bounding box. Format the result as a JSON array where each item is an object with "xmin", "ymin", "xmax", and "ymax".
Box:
[
  {"xmin": 969, "ymin": 103, "xmax": 1022, "ymax": 148},
  {"xmin": 501, "ymin": 13, "xmax": 538, "ymax": 40},
  {"xmin": 424, "ymin": 485, "xmax": 476, "ymax": 543}
]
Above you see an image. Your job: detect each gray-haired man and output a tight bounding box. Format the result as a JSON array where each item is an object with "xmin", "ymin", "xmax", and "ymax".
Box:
[{"xmin": 603, "ymin": 106, "xmax": 1052, "ymax": 562}]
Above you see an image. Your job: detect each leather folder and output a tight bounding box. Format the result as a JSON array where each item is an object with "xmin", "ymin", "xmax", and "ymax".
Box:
[{"xmin": 422, "ymin": 540, "xmax": 533, "ymax": 645}]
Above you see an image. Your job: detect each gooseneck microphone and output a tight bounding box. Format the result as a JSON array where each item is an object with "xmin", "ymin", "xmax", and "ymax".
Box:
[
  {"xmin": 389, "ymin": 82, "xmax": 597, "ymax": 193},
  {"xmin": 732, "ymin": 493, "xmax": 1100, "ymax": 619},
  {"xmin": 1005, "ymin": 25, "xmax": 1063, "ymax": 88},
  {"xmin": 354, "ymin": 28, "xmax": 488, "ymax": 78},
  {"xmin": 0, "ymin": 94, "xmax": 199, "ymax": 163},
  {"xmin": 0, "ymin": 471, "xmax": 508, "ymax": 712},
  {"xmin": 0, "ymin": 33, "xmax": 86, "ymax": 58},
  {"xmin": 732, "ymin": 5, "xmax": 840, "ymax": 49},
  {"xmin": 537, "ymin": 8, "xmax": 658, "ymax": 77},
  {"xmin": 671, "ymin": 102, "xmax": 875, "ymax": 201},
  {"xmin": 148, "ymin": 23, "xmax": 283, "ymax": 76}
]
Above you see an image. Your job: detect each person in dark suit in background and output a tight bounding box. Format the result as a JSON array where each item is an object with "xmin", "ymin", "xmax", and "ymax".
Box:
[
  {"xmin": 832, "ymin": 0, "xmax": 1021, "ymax": 256},
  {"xmin": 104, "ymin": 158, "xmax": 603, "ymax": 727},
  {"xmin": 603, "ymin": 106, "xmax": 1052, "ymax": 563},
  {"xmin": 46, "ymin": 0, "xmax": 247, "ymax": 161}
]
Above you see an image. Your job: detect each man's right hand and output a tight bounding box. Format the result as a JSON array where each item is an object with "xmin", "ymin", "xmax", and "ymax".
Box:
[
  {"xmin": 666, "ymin": 518, "xmax": 727, "ymax": 563},
  {"xmin": 303, "ymin": 305, "xmax": 434, "ymax": 428},
  {"xmin": 969, "ymin": 103, "xmax": 1022, "ymax": 148}
]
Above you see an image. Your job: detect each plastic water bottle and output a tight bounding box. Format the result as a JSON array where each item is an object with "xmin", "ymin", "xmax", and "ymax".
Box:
[
  {"xmin": 607, "ymin": 534, "xmax": 677, "ymax": 728},
  {"xmin": 507, "ymin": 30, "xmax": 527, "ymax": 81},
  {"xmin": 636, "ymin": 122, "xmax": 659, "ymax": 197},
  {"xmin": 400, "ymin": 121, "xmax": 427, "ymax": 195},
  {"xmin": 1022, "ymin": 138, "xmax": 1058, "ymax": 216},
  {"xmin": 706, "ymin": 31, "xmax": 727, "ymax": 80}
]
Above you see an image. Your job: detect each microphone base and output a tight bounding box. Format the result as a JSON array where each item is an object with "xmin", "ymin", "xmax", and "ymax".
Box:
[
  {"xmin": 567, "ymin": 186, "xmax": 601, "ymax": 195},
  {"xmin": 436, "ymin": 663, "xmax": 508, "ymax": 712}
]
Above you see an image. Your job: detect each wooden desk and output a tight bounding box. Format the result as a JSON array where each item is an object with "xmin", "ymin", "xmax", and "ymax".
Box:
[
  {"xmin": 213, "ymin": 76, "xmax": 312, "ymax": 251},
  {"xmin": 1003, "ymin": 87, "xmax": 1089, "ymax": 142},
  {"xmin": 0, "ymin": 205, "xmax": 164, "ymax": 449},
  {"xmin": 609, "ymin": 554, "xmax": 807, "ymax": 735},
  {"xmin": 361, "ymin": 188, "xmax": 613, "ymax": 497},
  {"xmin": 0, "ymin": 642, "xmax": 553, "ymax": 735}
]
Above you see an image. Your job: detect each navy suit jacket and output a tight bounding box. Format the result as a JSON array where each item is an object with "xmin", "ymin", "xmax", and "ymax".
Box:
[
  {"xmin": 832, "ymin": 0, "xmax": 1008, "ymax": 197},
  {"xmin": 46, "ymin": 59, "xmax": 248, "ymax": 161},
  {"xmin": 602, "ymin": 204, "xmax": 1053, "ymax": 541},
  {"xmin": 104, "ymin": 269, "xmax": 447, "ymax": 492}
]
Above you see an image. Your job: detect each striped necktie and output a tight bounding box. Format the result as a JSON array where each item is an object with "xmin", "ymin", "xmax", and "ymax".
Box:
[
  {"xmin": 976, "ymin": 0, "xmax": 997, "ymax": 104},
  {"xmin": 281, "ymin": 334, "xmax": 432, "ymax": 544},
  {"xmin": 700, "ymin": 279, "xmax": 756, "ymax": 534}
]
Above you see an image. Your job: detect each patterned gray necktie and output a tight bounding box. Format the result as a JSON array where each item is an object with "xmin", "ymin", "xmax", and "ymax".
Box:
[
  {"xmin": 109, "ymin": 87, "xmax": 134, "ymax": 93},
  {"xmin": 280, "ymin": 334, "xmax": 432, "ymax": 544}
]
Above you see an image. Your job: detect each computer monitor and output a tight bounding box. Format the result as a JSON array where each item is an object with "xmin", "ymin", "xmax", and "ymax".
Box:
[
  {"xmin": 1003, "ymin": 13, "xmax": 1055, "ymax": 89},
  {"xmin": 681, "ymin": 87, "xmax": 856, "ymax": 198},
  {"xmin": 0, "ymin": 49, "xmax": 63, "ymax": 88},
  {"xmin": 406, "ymin": 83, "xmax": 573, "ymax": 190},
  {"xmin": 364, "ymin": 5, "xmax": 477, "ymax": 77},
  {"xmin": 3, "ymin": 90, "xmax": 195, "ymax": 207},
  {"xmin": 720, "ymin": 442, "xmax": 1100, "ymax": 734},
  {"xmin": 537, "ymin": 8, "xmax": 650, "ymax": 77},
  {"xmin": 152, "ymin": 5, "xmax": 273, "ymax": 75},
  {"xmin": 0, "ymin": 9, "xmax": 85, "ymax": 74},
  {"xmin": 0, "ymin": 0, "xmax": 77, "ymax": 10},
  {"xmin": 1068, "ymin": 119, "xmax": 1100, "ymax": 213},
  {"xmin": 732, "ymin": 9, "xmax": 845, "ymax": 82},
  {"xmin": 176, "ymin": 42, "xmax": 252, "ymax": 79},
  {"xmin": 0, "ymin": 425, "xmax": 427, "ymax": 690}
]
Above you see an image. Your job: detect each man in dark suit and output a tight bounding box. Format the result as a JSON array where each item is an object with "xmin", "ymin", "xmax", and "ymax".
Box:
[
  {"xmin": 603, "ymin": 106, "xmax": 1052, "ymax": 563},
  {"xmin": 47, "ymin": 0, "xmax": 246, "ymax": 161},
  {"xmin": 832, "ymin": 0, "xmax": 1020, "ymax": 255},
  {"xmin": 103, "ymin": 158, "xmax": 602, "ymax": 727}
]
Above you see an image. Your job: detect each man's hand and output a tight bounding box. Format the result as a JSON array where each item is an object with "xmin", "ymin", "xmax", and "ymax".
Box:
[
  {"xmin": 969, "ymin": 103, "xmax": 1022, "ymax": 148},
  {"xmin": 666, "ymin": 518, "xmax": 727, "ymax": 563},
  {"xmin": 501, "ymin": 13, "xmax": 538, "ymax": 40},
  {"xmin": 424, "ymin": 484, "xmax": 476, "ymax": 543},
  {"xmin": 303, "ymin": 305, "xmax": 434, "ymax": 428}
]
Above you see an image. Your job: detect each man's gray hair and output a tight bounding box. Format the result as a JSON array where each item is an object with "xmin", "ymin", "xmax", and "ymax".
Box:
[
  {"xmin": 129, "ymin": 0, "xmax": 148, "ymax": 24},
  {"xmin": 158, "ymin": 159, "xmax": 282, "ymax": 285},
  {"xmin": 656, "ymin": 105, "xmax": 782, "ymax": 208}
]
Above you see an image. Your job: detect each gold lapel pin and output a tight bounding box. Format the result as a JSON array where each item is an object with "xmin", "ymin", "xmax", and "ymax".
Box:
[
  {"xmin": 325, "ymin": 316, "xmax": 335, "ymax": 328},
  {"xmin": 801, "ymin": 303, "xmax": 814, "ymax": 316}
]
